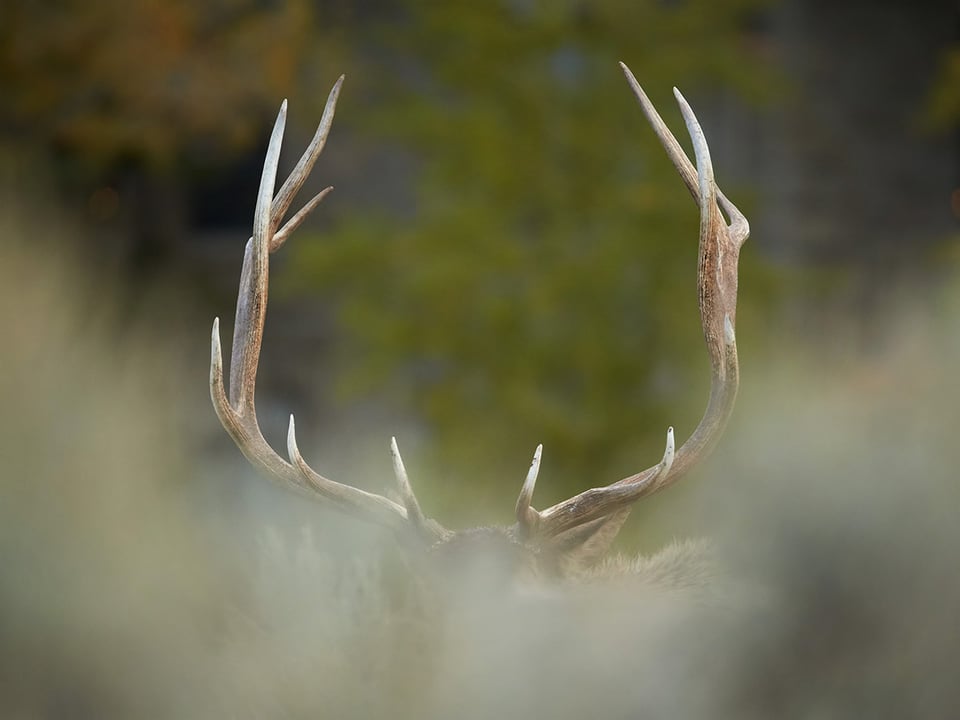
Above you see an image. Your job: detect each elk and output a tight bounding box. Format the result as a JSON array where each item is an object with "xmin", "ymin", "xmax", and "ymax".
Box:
[{"xmin": 209, "ymin": 63, "xmax": 749, "ymax": 587}]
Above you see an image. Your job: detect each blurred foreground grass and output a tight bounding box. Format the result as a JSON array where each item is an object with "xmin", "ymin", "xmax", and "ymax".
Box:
[{"xmin": 2, "ymin": 191, "xmax": 959, "ymax": 718}]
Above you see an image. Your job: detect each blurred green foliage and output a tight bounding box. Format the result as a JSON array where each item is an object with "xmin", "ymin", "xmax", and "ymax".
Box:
[
  {"xmin": 922, "ymin": 46, "xmax": 960, "ymax": 132},
  {"xmin": 0, "ymin": 0, "xmax": 784, "ymax": 531},
  {"xmin": 290, "ymin": 1, "xmax": 780, "ymax": 523}
]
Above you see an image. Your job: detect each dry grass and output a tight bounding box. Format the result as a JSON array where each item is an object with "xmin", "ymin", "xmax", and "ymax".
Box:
[{"xmin": 2, "ymin": 194, "xmax": 958, "ymax": 718}]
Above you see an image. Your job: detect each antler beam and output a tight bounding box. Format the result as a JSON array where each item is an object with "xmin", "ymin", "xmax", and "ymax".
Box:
[
  {"xmin": 516, "ymin": 63, "xmax": 750, "ymax": 541},
  {"xmin": 209, "ymin": 77, "xmax": 445, "ymax": 543},
  {"xmin": 209, "ymin": 65, "xmax": 749, "ymax": 560}
]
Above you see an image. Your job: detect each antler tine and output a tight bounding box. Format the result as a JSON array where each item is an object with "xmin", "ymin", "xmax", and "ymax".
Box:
[
  {"xmin": 619, "ymin": 62, "xmax": 749, "ymax": 242},
  {"xmin": 224, "ymin": 78, "xmax": 344, "ymax": 408},
  {"xmin": 515, "ymin": 444, "xmax": 543, "ymax": 538},
  {"xmin": 228, "ymin": 100, "xmax": 287, "ymax": 411},
  {"xmin": 209, "ymin": 79, "xmax": 445, "ymax": 542},
  {"xmin": 285, "ymin": 416, "xmax": 415, "ymax": 530},
  {"xmin": 271, "ymin": 76, "xmax": 344, "ymax": 250},
  {"xmin": 390, "ymin": 437, "xmax": 428, "ymax": 530},
  {"xmin": 619, "ymin": 62, "xmax": 698, "ymax": 201},
  {"xmin": 528, "ymin": 65, "xmax": 749, "ymax": 540}
]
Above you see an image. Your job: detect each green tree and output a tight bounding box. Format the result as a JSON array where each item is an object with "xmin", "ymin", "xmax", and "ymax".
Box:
[{"xmin": 292, "ymin": 1, "xmax": 778, "ymax": 525}]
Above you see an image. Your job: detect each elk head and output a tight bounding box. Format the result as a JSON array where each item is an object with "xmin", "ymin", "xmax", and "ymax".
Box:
[{"xmin": 209, "ymin": 63, "xmax": 749, "ymax": 588}]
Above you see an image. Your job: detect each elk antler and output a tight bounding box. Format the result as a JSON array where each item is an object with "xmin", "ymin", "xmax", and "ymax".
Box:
[
  {"xmin": 514, "ymin": 63, "xmax": 750, "ymax": 542},
  {"xmin": 210, "ymin": 67, "xmax": 747, "ymax": 558},
  {"xmin": 209, "ymin": 77, "xmax": 448, "ymax": 544}
]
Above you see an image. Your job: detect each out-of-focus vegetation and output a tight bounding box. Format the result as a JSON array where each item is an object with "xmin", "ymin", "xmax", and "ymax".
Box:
[
  {"xmin": 0, "ymin": 3, "xmax": 778, "ymax": 525},
  {"xmin": 0, "ymin": 0, "xmax": 344, "ymax": 271},
  {"xmin": 0, "ymin": 0, "xmax": 318, "ymax": 163},
  {"xmin": 3, "ymin": 3, "xmax": 960, "ymax": 715},
  {"xmin": 3, "ymin": 0, "xmax": 953, "ymax": 539},
  {"xmin": 923, "ymin": 45, "xmax": 960, "ymax": 132},
  {"xmin": 2, "ymin": 188, "xmax": 958, "ymax": 718},
  {"xmin": 0, "ymin": 194, "xmax": 218, "ymax": 715},
  {"xmin": 288, "ymin": 0, "xmax": 779, "ymax": 522}
]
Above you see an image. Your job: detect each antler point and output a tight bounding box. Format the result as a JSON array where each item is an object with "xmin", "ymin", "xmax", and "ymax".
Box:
[
  {"xmin": 210, "ymin": 318, "xmax": 222, "ymax": 364},
  {"xmin": 661, "ymin": 426, "xmax": 676, "ymax": 470},
  {"xmin": 286, "ymin": 414, "xmax": 301, "ymax": 462}
]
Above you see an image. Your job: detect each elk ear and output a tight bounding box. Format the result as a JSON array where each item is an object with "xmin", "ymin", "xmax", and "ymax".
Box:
[{"xmin": 541, "ymin": 508, "xmax": 632, "ymax": 573}]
